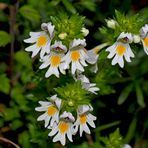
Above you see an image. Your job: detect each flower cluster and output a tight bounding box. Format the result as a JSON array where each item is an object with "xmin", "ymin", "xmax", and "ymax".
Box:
[
  {"xmin": 106, "ymin": 24, "xmax": 148, "ymax": 68},
  {"xmin": 24, "ymin": 20, "xmax": 103, "ymax": 78},
  {"xmin": 35, "ymin": 95, "xmax": 96, "ymax": 146}
]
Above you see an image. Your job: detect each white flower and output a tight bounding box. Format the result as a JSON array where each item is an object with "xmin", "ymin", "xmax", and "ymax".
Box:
[
  {"xmin": 81, "ymin": 27, "xmax": 89, "ymax": 36},
  {"xmin": 39, "ymin": 41, "xmax": 67, "ymax": 78},
  {"xmin": 106, "ymin": 32, "xmax": 134, "ymax": 68},
  {"xmin": 35, "ymin": 95, "xmax": 61, "ymax": 127},
  {"xmin": 48, "ymin": 111, "xmax": 75, "ymax": 146},
  {"xmin": 106, "ymin": 19, "xmax": 118, "ymax": 29},
  {"xmin": 140, "ymin": 24, "xmax": 148, "ymax": 55},
  {"xmin": 86, "ymin": 43, "xmax": 108, "ymax": 64},
  {"xmin": 24, "ymin": 22, "xmax": 55, "ymax": 58},
  {"xmin": 77, "ymin": 74, "xmax": 99, "ymax": 94},
  {"xmin": 122, "ymin": 144, "xmax": 132, "ymax": 148},
  {"xmin": 133, "ymin": 35, "xmax": 140, "ymax": 43},
  {"xmin": 74, "ymin": 105, "xmax": 96, "ymax": 137},
  {"xmin": 63, "ymin": 39, "xmax": 88, "ymax": 74}
]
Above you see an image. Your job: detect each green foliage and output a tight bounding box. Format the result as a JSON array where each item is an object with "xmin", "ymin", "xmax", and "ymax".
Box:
[
  {"xmin": 19, "ymin": 5, "xmax": 41, "ymax": 25},
  {"xmin": 0, "ymin": 0, "xmax": 148, "ymax": 147},
  {"xmin": 100, "ymin": 10, "xmax": 145, "ymax": 43},
  {"xmin": 50, "ymin": 13, "xmax": 85, "ymax": 46},
  {"xmin": 101, "ymin": 129, "xmax": 124, "ymax": 148},
  {"xmin": 0, "ymin": 74, "xmax": 10, "ymax": 94},
  {"xmin": 0, "ymin": 31, "xmax": 11, "ymax": 47},
  {"xmin": 55, "ymin": 81, "xmax": 90, "ymax": 113}
]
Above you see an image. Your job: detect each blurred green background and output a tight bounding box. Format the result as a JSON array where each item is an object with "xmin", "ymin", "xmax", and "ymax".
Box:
[{"xmin": 0, "ymin": 0, "xmax": 148, "ymax": 147}]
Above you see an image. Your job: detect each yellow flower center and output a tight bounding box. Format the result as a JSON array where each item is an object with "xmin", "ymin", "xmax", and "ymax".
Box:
[
  {"xmin": 37, "ymin": 35, "xmax": 47, "ymax": 47},
  {"xmin": 144, "ymin": 37, "xmax": 148, "ymax": 47},
  {"xmin": 71, "ymin": 51, "xmax": 80, "ymax": 62},
  {"xmin": 79, "ymin": 114, "xmax": 87, "ymax": 124},
  {"xmin": 116, "ymin": 44, "xmax": 126, "ymax": 56},
  {"xmin": 58, "ymin": 121, "xmax": 69, "ymax": 134},
  {"xmin": 47, "ymin": 105, "xmax": 57, "ymax": 116},
  {"xmin": 50, "ymin": 55, "xmax": 61, "ymax": 67}
]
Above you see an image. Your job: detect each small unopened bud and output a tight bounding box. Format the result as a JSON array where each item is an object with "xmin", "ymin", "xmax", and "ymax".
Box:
[
  {"xmin": 68, "ymin": 101, "xmax": 74, "ymax": 107},
  {"xmin": 106, "ymin": 19, "xmax": 118, "ymax": 29},
  {"xmin": 133, "ymin": 35, "xmax": 141, "ymax": 43},
  {"xmin": 81, "ymin": 27, "xmax": 89, "ymax": 36},
  {"xmin": 41, "ymin": 23, "xmax": 48, "ymax": 31},
  {"xmin": 58, "ymin": 32, "xmax": 67, "ymax": 40}
]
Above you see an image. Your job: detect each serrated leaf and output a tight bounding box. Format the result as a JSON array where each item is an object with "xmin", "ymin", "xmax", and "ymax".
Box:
[
  {"xmin": 0, "ymin": 31, "xmax": 11, "ymax": 47},
  {"xmin": 19, "ymin": 5, "xmax": 41, "ymax": 24},
  {"xmin": 0, "ymin": 74, "xmax": 10, "ymax": 94},
  {"xmin": 118, "ymin": 83, "xmax": 133, "ymax": 105},
  {"xmin": 136, "ymin": 83, "xmax": 146, "ymax": 108}
]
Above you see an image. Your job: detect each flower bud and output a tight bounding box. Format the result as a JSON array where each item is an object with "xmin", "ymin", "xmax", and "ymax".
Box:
[
  {"xmin": 81, "ymin": 27, "xmax": 89, "ymax": 36},
  {"xmin": 133, "ymin": 34, "xmax": 141, "ymax": 43},
  {"xmin": 106, "ymin": 19, "xmax": 118, "ymax": 29},
  {"xmin": 68, "ymin": 101, "xmax": 74, "ymax": 107},
  {"xmin": 58, "ymin": 32, "xmax": 67, "ymax": 40}
]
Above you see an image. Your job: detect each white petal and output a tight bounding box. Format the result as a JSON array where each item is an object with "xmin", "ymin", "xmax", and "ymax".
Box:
[
  {"xmin": 118, "ymin": 56, "xmax": 124, "ymax": 68},
  {"xmin": 25, "ymin": 44, "xmax": 36, "ymax": 52},
  {"xmin": 35, "ymin": 106, "xmax": 48, "ymax": 112},
  {"xmin": 24, "ymin": 37, "xmax": 37, "ymax": 43},
  {"xmin": 39, "ymin": 60, "xmax": 50, "ymax": 69},
  {"xmin": 45, "ymin": 67, "xmax": 53, "ymax": 78},
  {"xmin": 67, "ymin": 129, "xmax": 73, "ymax": 142},
  {"xmin": 38, "ymin": 101, "xmax": 51, "ymax": 106},
  {"xmin": 37, "ymin": 112, "xmax": 47, "ymax": 121},
  {"xmin": 45, "ymin": 116, "xmax": 50, "ymax": 127},
  {"xmin": 80, "ymin": 125, "xmax": 83, "ymax": 137},
  {"xmin": 31, "ymin": 48, "xmax": 40, "ymax": 58},
  {"xmin": 59, "ymin": 63, "xmax": 66, "ymax": 74},
  {"xmin": 87, "ymin": 117, "xmax": 96, "ymax": 128},
  {"xmin": 75, "ymin": 61, "xmax": 84, "ymax": 72},
  {"xmin": 48, "ymin": 126, "xmax": 58, "ymax": 136},
  {"xmin": 71, "ymin": 62, "xmax": 77, "ymax": 74},
  {"xmin": 88, "ymin": 113, "xmax": 97, "ymax": 121},
  {"xmin": 53, "ymin": 132, "xmax": 61, "ymax": 142},
  {"xmin": 29, "ymin": 31, "xmax": 44, "ymax": 37},
  {"xmin": 83, "ymin": 124, "xmax": 91, "ymax": 134},
  {"xmin": 111, "ymin": 54, "xmax": 119, "ymax": 66}
]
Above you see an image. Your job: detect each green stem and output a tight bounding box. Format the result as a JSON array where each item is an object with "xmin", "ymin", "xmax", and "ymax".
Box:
[{"xmin": 94, "ymin": 120, "xmax": 121, "ymax": 132}]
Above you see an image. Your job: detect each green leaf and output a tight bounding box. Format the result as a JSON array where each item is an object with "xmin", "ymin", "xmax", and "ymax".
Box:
[
  {"xmin": 81, "ymin": 0, "xmax": 96, "ymax": 12},
  {"xmin": 62, "ymin": 0, "xmax": 77, "ymax": 14},
  {"xmin": 19, "ymin": 5, "xmax": 41, "ymax": 24},
  {"xmin": 15, "ymin": 50, "xmax": 32, "ymax": 69},
  {"xmin": 125, "ymin": 117, "xmax": 137, "ymax": 143},
  {"xmin": 118, "ymin": 83, "xmax": 133, "ymax": 105},
  {"xmin": 0, "ymin": 74, "xmax": 10, "ymax": 94},
  {"xmin": 136, "ymin": 83, "xmax": 146, "ymax": 108},
  {"xmin": 0, "ymin": 31, "xmax": 11, "ymax": 47}
]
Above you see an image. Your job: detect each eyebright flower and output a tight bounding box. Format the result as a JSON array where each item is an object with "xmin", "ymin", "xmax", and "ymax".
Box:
[
  {"xmin": 35, "ymin": 95, "xmax": 61, "ymax": 127},
  {"xmin": 74, "ymin": 105, "xmax": 96, "ymax": 137},
  {"xmin": 39, "ymin": 41, "xmax": 67, "ymax": 78},
  {"xmin": 24, "ymin": 22, "xmax": 55, "ymax": 58},
  {"xmin": 48, "ymin": 111, "xmax": 75, "ymax": 146},
  {"xmin": 86, "ymin": 43, "xmax": 109, "ymax": 73},
  {"xmin": 140, "ymin": 24, "xmax": 148, "ymax": 55},
  {"xmin": 63, "ymin": 39, "xmax": 88, "ymax": 74},
  {"xmin": 76, "ymin": 74, "xmax": 99, "ymax": 94},
  {"xmin": 106, "ymin": 32, "xmax": 134, "ymax": 68}
]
